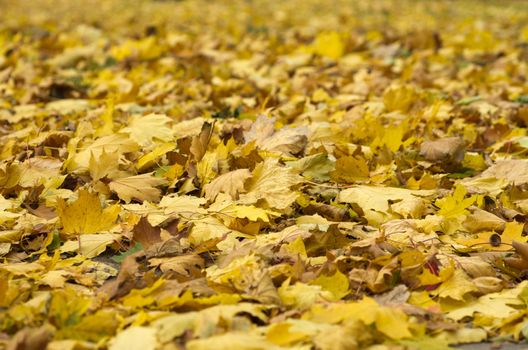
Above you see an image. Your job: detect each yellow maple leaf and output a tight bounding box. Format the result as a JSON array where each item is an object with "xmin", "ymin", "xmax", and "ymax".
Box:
[
  {"xmin": 278, "ymin": 279, "xmax": 323, "ymax": 309},
  {"xmin": 338, "ymin": 185, "xmax": 435, "ymax": 226},
  {"xmin": 312, "ymin": 31, "xmax": 344, "ymax": 59},
  {"xmin": 446, "ymin": 281, "xmax": 528, "ymax": 321},
  {"xmin": 137, "ymin": 143, "xmax": 176, "ymax": 171},
  {"xmin": 187, "ymin": 332, "xmax": 276, "ymax": 350},
  {"xmin": 266, "ymin": 323, "xmax": 308, "ymax": 346},
  {"xmin": 304, "ymin": 297, "xmax": 379, "ymax": 324},
  {"xmin": 216, "ymin": 203, "xmax": 277, "ymax": 223},
  {"xmin": 110, "ymin": 36, "xmax": 163, "ymax": 61},
  {"xmin": 121, "ymin": 113, "xmax": 173, "ymax": 146},
  {"xmin": 95, "ymin": 98, "xmax": 115, "ymax": 137},
  {"xmin": 60, "ymin": 233, "xmax": 121, "ymax": 258},
  {"xmin": 57, "ymin": 189, "xmax": 120, "ymax": 236},
  {"xmin": 459, "ymin": 222, "xmax": 525, "ymax": 252},
  {"xmin": 196, "ymin": 152, "xmax": 218, "ymax": 186},
  {"xmin": 383, "ymin": 85, "xmax": 417, "ymax": 112},
  {"xmin": 370, "ymin": 120, "xmax": 410, "ymax": 153},
  {"xmin": 109, "ymin": 326, "xmax": 158, "ymax": 350},
  {"xmin": 304, "ymin": 297, "xmax": 411, "ymax": 339},
  {"xmin": 282, "ymin": 235, "xmax": 307, "ymax": 258},
  {"xmin": 238, "ymin": 158, "xmax": 302, "ymax": 211},
  {"xmin": 418, "ymin": 261, "xmax": 454, "ymax": 286},
  {"xmin": 89, "ymin": 149, "xmax": 121, "ymax": 181},
  {"xmin": 67, "ymin": 133, "xmax": 139, "ymax": 172},
  {"xmin": 502, "ymin": 221, "xmax": 525, "ymax": 244},
  {"xmin": 206, "ymin": 255, "xmax": 261, "ymax": 291},
  {"xmin": 435, "ymin": 270, "xmax": 477, "ymax": 301},
  {"xmin": 375, "ymin": 307, "xmax": 412, "ymax": 340},
  {"xmin": 456, "ymin": 231, "xmax": 506, "ymax": 251},
  {"xmin": 311, "ymin": 269, "xmax": 350, "ymax": 301},
  {"xmin": 330, "ymin": 155, "xmax": 369, "ymax": 183},
  {"xmin": 49, "ymin": 288, "xmax": 92, "ymax": 328},
  {"xmin": 436, "ymin": 184, "xmax": 478, "ymax": 218}
]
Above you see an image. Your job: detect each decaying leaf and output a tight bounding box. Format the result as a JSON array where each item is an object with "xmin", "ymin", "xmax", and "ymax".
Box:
[
  {"xmin": 132, "ymin": 216, "xmax": 162, "ymax": 248},
  {"xmin": 420, "ymin": 137, "xmax": 465, "ymax": 164}
]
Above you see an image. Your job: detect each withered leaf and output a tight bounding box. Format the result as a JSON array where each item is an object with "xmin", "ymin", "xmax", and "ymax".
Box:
[
  {"xmin": 420, "ymin": 137, "xmax": 465, "ymax": 164},
  {"xmin": 132, "ymin": 216, "xmax": 162, "ymax": 248}
]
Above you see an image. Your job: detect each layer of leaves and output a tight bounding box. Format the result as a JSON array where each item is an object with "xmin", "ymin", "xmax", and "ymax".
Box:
[{"xmin": 2, "ymin": 0, "xmax": 528, "ymax": 349}]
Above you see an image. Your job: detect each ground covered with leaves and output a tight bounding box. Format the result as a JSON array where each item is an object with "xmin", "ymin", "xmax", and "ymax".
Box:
[{"xmin": 2, "ymin": 0, "xmax": 528, "ymax": 349}]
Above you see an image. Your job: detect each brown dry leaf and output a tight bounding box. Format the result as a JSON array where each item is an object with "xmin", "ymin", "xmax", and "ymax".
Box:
[
  {"xmin": 149, "ymin": 254, "xmax": 204, "ymax": 275},
  {"xmin": 190, "ymin": 122, "xmax": 214, "ymax": 162},
  {"xmin": 132, "ymin": 216, "xmax": 162, "ymax": 248},
  {"xmin": 7, "ymin": 325, "xmax": 54, "ymax": 350},
  {"xmin": 100, "ymin": 251, "xmax": 144, "ymax": 300},
  {"xmin": 420, "ymin": 137, "xmax": 465, "ymax": 164}
]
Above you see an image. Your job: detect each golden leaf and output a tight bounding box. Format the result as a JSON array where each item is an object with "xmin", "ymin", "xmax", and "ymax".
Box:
[{"xmin": 57, "ymin": 189, "xmax": 120, "ymax": 236}]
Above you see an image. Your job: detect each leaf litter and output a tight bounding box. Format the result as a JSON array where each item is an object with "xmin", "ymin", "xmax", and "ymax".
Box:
[{"xmin": 2, "ymin": 0, "xmax": 528, "ymax": 349}]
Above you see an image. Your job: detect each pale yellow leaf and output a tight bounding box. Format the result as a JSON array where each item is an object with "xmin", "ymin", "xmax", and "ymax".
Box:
[
  {"xmin": 60, "ymin": 233, "xmax": 120, "ymax": 258},
  {"xmin": 109, "ymin": 326, "xmax": 157, "ymax": 350},
  {"xmin": 204, "ymin": 169, "xmax": 252, "ymax": 201},
  {"xmin": 109, "ymin": 173, "xmax": 167, "ymax": 203},
  {"xmin": 89, "ymin": 149, "xmax": 120, "ymax": 181},
  {"xmin": 239, "ymin": 158, "xmax": 302, "ymax": 211},
  {"xmin": 121, "ymin": 113, "xmax": 173, "ymax": 146}
]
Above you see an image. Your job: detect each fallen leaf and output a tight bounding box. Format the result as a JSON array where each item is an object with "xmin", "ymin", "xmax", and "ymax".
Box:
[
  {"xmin": 57, "ymin": 189, "xmax": 120, "ymax": 236},
  {"xmin": 109, "ymin": 326, "xmax": 158, "ymax": 350},
  {"xmin": 420, "ymin": 137, "xmax": 465, "ymax": 164},
  {"xmin": 132, "ymin": 216, "xmax": 161, "ymax": 248},
  {"xmin": 238, "ymin": 158, "xmax": 302, "ymax": 211},
  {"xmin": 121, "ymin": 114, "xmax": 173, "ymax": 146},
  {"xmin": 109, "ymin": 173, "xmax": 167, "ymax": 203},
  {"xmin": 204, "ymin": 169, "xmax": 251, "ymax": 201},
  {"xmin": 61, "ymin": 233, "xmax": 120, "ymax": 258},
  {"xmin": 338, "ymin": 185, "xmax": 434, "ymax": 225}
]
